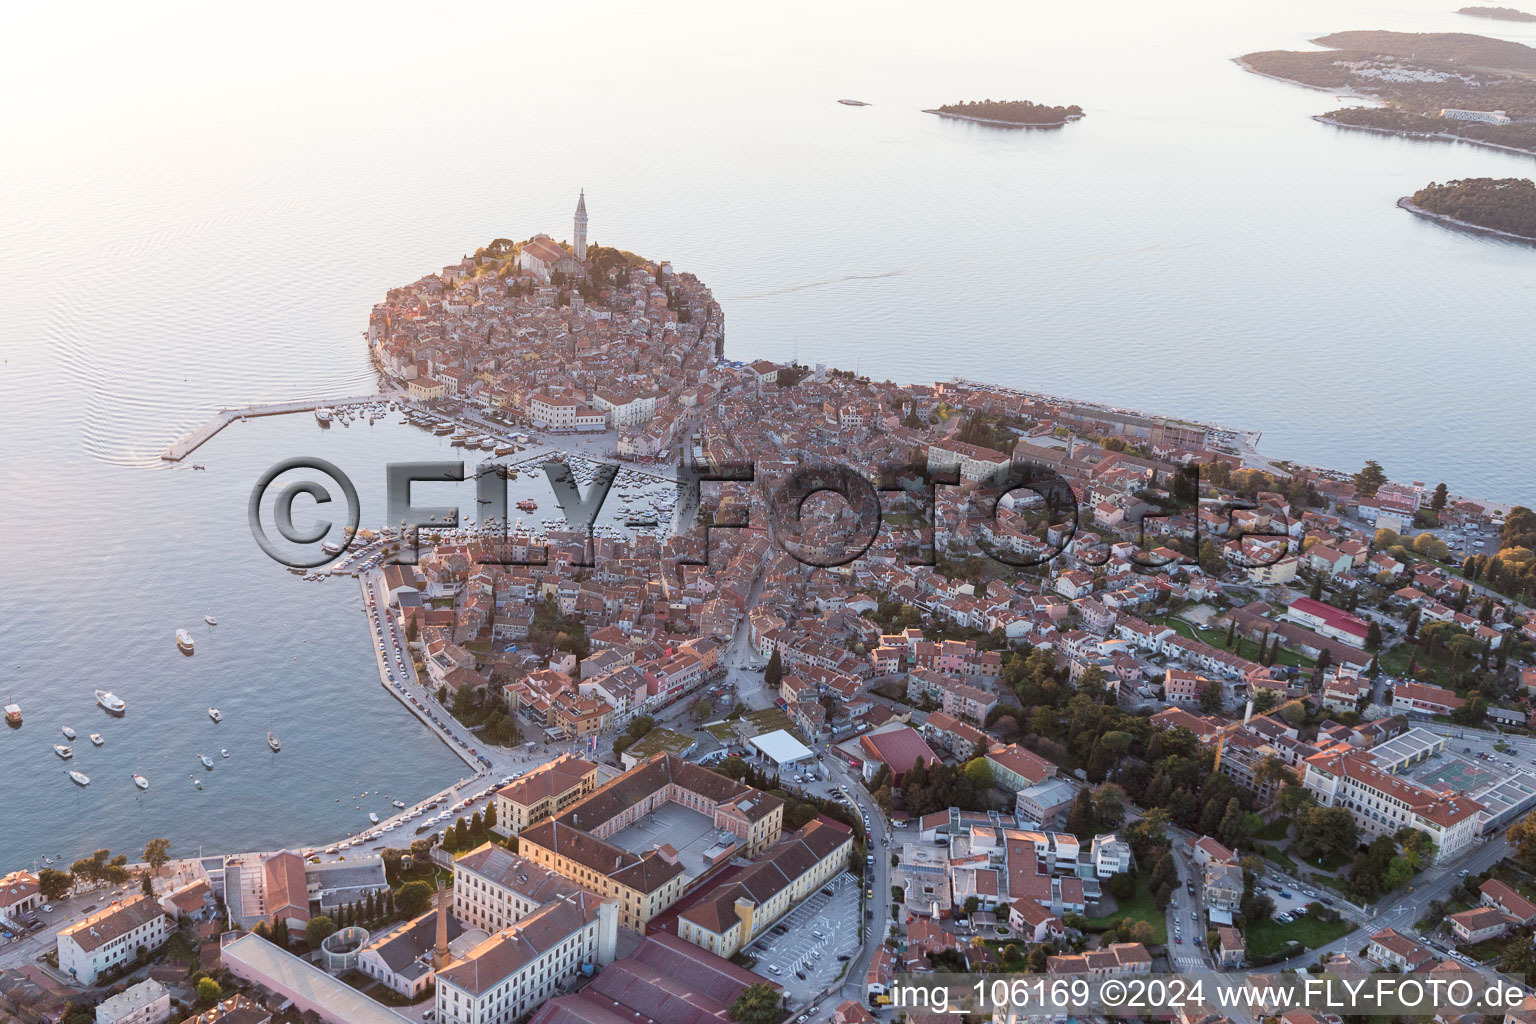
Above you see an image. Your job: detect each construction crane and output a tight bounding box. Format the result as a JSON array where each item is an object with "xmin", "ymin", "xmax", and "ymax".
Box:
[{"xmin": 1212, "ymin": 695, "xmax": 1311, "ymax": 772}]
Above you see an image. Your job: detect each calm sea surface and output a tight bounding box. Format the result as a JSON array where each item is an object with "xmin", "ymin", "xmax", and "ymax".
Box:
[{"xmin": 2, "ymin": 0, "xmax": 1535, "ymax": 867}]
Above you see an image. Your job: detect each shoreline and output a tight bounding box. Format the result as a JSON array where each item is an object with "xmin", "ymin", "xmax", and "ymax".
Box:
[
  {"xmin": 1313, "ymin": 114, "xmax": 1536, "ymax": 159},
  {"xmin": 921, "ymin": 108, "xmax": 1079, "ymax": 129},
  {"xmin": 1397, "ymin": 195, "xmax": 1536, "ymax": 244}
]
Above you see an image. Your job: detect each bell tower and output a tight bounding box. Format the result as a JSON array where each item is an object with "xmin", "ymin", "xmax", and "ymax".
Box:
[{"xmin": 573, "ymin": 190, "xmax": 588, "ymax": 261}]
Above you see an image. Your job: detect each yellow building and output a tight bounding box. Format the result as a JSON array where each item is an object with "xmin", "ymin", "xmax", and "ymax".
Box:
[{"xmin": 492, "ymin": 755, "xmax": 599, "ymax": 836}]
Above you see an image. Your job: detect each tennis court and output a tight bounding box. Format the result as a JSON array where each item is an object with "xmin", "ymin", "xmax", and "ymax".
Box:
[{"xmin": 1414, "ymin": 758, "xmax": 1496, "ymax": 793}]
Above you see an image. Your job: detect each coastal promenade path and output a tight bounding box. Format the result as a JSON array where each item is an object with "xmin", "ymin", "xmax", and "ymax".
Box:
[{"xmin": 160, "ymin": 391, "xmax": 399, "ymax": 461}]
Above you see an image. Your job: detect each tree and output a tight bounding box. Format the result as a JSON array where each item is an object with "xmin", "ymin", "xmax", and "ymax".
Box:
[
  {"xmin": 1432, "ymin": 483, "xmax": 1448, "ymax": 511},
  {"xmin": 963, "ymin": 758, "xmax": 994, "ymax": 791},
  {"xmin": 1065, "ymin": 789, "xmax": 1095, "ymax": 839},
  {"xmin": 1353, "ymin": 460, "xmax": 1387, "ymax": 498},
  {"xmin": 396, "ymin": 880, "xmax": 435, "ymax": 918},
  {"xmin": 38, "ymin": 868, "xmax": 72, "ymax": 900},
  {"xmin": 483, "ymin": 800, "xmax": 497, "ymax": 832},
  {"xmin": 1198, "ymin": 680, "xmax": 1224, "ymax": 715},
  {"xmin": 196, "ymin": 979, "xmax": 222, "ymax": 1005},
  {"xmin": 764, "ymin": 649, "xmax": 783, "ymax": 690},
  {"xmin": 143, "ymin": 838, "xmax": 172, "ymax": 874},
  {"xmin": 728, "ymin": 982, "xmax": 782, "ymax": 1024},
  {"xmin": 1508, "ymin": 811, "xmax": 1536, "ymax": 872},
  {"xmin": 306, "ymin": 915, "xmax": 338, "ymax": 947},
  {"xmin": 1309, "ymin": 573, "xmax": 1326, "ymax": 600},
  {"xmin": 1365, "ymin": 621, "xmax": 1383, "ymax": 651}
]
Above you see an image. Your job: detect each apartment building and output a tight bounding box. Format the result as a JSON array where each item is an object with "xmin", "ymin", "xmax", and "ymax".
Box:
[{"xmin": 57, "ymin": 896, "xmax": 172, "ymax": 985}]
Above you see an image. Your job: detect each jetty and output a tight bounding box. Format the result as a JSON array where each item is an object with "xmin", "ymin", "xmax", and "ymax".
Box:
[{"xmin": 160, "ymin": 391, "xmax": 397, "ymax": 461}]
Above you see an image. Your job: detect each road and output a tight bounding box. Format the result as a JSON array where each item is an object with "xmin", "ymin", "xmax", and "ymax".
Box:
[{"xmin": 1274, "ymin": 836, "xmax": 1510, "ymax": 971}]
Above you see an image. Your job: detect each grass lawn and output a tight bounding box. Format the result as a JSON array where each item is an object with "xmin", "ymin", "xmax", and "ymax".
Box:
[
  {"xmin": 1157, "ymin": 616, "xmax": 1314, "ymax": 668},
  {"xmin": 1082, "ymin": 875, "xmax": 1167, "ymax": 944},
  {"xmin": 1254, "ymin": 817, "xmax": 1293, "ymax": 842},
  {"xmin": 1460, "ymin": 937, "xmax": 1505, "ymax": 962},
  {"xmin": 1298, "ymin": 849, "xmax": 1351, "ymax": 872},
  {"xmin": 705, "ymin": 722, "xmax": 737, "ymax": 741},
  {"xmin": 1246, "ymin": 912, "xmax": 1354, "ymax": 959},
  {"xmin": 744, "ymin": 708, "xmax": 792, "ymax": 734},
  {"xmin": 1260, "ymin": 845, "xmax": 1299, "ymax": 873}
]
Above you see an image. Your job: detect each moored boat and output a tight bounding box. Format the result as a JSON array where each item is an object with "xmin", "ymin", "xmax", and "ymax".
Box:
[
  {"xmin": 4, "ymin": 703, "xmax": 20, "ymax": 726},
  {"xmin": 61, "ymin": 726, "xmax": 75, "ymax": 740},
  {"xmin": 96, "ymin": 690, "xmax": 126, "ymax": 715},
  {"xmin": 54, "ymin": 744, "xmax": 73, "ymax": 759},
  {"xmin": 392, "ymin": 799, "xmax": 406, "ymax": 808},
  {"xmin": 208, "ymin": 707, "xmax": 222, "ymax": 723},
  {"xmin": 368, "ymin": 812, "xmax": 380, "ymax": 824},
  {"xmin": 315, "ymin": 407, "xmax": 333, "ymax": 424},
  {"xmin": 133, "ymin": 773, "xmax": 149, "ymax": 790},
  {"xmin": 205, "ymin": 614, "xmax": 218, "ymax": 625},
  {"xmin": 176, "ymin": 629, "xmax": 195, "ymax": 652},
  {"xmin": 69, "ymin": 770, "xmax": 90, "ymax": 786},
  {"xmin": 268, "ymin": 732, "xmax": 281, "ymax": 752},
  {"xmin": 198, "ymin": 753, "xmax": 214, "ymax": 769},
  {"xmin": 89, "ymin": 733, "xmax": 104, "ymax": 746}
]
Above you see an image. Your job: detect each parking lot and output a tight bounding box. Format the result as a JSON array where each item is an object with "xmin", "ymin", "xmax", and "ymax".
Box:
[{"xmin": 747, "ymin": 871, "xmax": 861, "ymax": 1003}]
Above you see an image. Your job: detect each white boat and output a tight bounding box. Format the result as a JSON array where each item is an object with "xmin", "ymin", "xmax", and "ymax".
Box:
[
  {"xmin": 205, "ymin": 614, "xmax": 218, "ymax": 625},
  {"xmin": 133, "ymin": 774, "xmax": 149, "ymax": 790},
  {"xmin": 315, "ymin": 407, "xmax": 333, "ymax": 424},
  {"xmin": 268, "ymin": 732, "xmax": 281, "ymax": 752},
  {"xmin": 368, "ymin": 812, "xmax": 380, "ymax": 824},
  {"xmin": 198, "ymin": 753, "xmax": 214, "ymax": 769},
  {"xmin": 89, "ymin": 734, "xmax": 104, "ymax": 746},
  {"xmin": 321, "ymin": 541, "xmax": 344, "ymax": 556},
  {"xmin": 208, "ymin": 708, "xmax": 222, "ymax": 723},
  {"xmin": 220, "ymin": 748, "xmax": 229, "ymax": 758},
  {"xmin": 95, "ymin": 690, "xmax": 126, "ymax": 714},
  {"xmin": 69, "ymin": 770, "xmax": 90, "ymax": 787},
  {"xmin": 176, "ymin": 629, "xmax": 194, "ymax": 652},
  {"xmin": 53, "ymin": 744, "xmax": 73, "ymax": 759},
  {"xmin": 392, "ymin": 799, "xmax": 406, "ymax": 809},
  {"xmin": 61, "ymin": 726, "xmax": 75, "ymax": 740},
  {"xmin": 193, "ymin": 777, "xmax": 203, "ymax": 790}
]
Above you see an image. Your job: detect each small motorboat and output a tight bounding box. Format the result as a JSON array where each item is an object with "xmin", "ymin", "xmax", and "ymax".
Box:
[
  {"xmin": 89, "ymin": 734, "xmax": 104, "ymax": 746},
  {"xmin": 368, "ymin": 812, "xmax": 380, "ymax": 824},
  {"xmin": 61, "ymin": 726, "xmax": 76, "ymax": 741},
  {"xmin": 208, "ymin": 708, "xmax": 222, "ymax": 723},
  {"xmin": 268, "ymin": 732, "xmax": 281, "ymax": 752},
  {"xmin": 54, "ymin": 744, "xmax": 73, "ymax": 759},
  {"xmin": 205, "ymin": 615, "xmax": 218, "ymax": 625},
  {"xmin": 220, "ymin": 748, "xmax": 229, "ymax": 758},
  {"xmin": 193, "ymin": 777, "xmax": 203, "ymax": 790},
  {"xmin": 69, "ymin": 770, "xmax": 90, "ymax": 786},
  {"xmin": 198, "ymin": 754, "xmax": 214, "ymax": 769},
  {"xmin": 95, "ymin": 690, "xmax": 126, "ymax": 715},
  {"xmin": 392, "ymin": 799, "xmax": 406, "ymax": 809},
  {"xmin": 176, "ymin": 629, "xmax": 194, "ymax": 652},
  {"xmin": 133, "ymin": 774, "xmax": 149, "ymax": 790}
]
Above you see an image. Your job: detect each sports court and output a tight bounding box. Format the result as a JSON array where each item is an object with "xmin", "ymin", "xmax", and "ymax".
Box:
[{"xmin": 1411, "ymin": 757, "xmax": 1497, "ymax": 793}]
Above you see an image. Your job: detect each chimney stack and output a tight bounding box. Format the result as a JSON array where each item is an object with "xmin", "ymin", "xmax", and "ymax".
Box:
[{"xmin": 433, "ymin": 881, "xmax": 449, "ymax": 969}]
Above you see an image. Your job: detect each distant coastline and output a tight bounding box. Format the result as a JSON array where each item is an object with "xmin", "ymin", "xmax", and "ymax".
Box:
[
  {"xmin": 1398, "ymin": 195, "xmax": 1536, "ymax": 243},
  {"xmin": 1457, "ymin": 5, "xmax": 1536, "ymax": 21}
]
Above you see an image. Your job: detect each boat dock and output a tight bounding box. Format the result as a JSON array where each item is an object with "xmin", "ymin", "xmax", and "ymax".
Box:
[{"xmin": 159, "ymin": 392, "xmax": 398, "ymax": 462}]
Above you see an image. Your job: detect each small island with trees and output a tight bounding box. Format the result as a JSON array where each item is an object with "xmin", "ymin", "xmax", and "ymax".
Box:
[
  {"xmin": 924, "ymin": 99, "xmax": 1085, "ymax": 128},
  {"xmin": 1238, "ymin": 30, "xmax": 1536, "ymax": 155},
  {"xmin": 1457, "ymin": 5, "xmax": 1536, "ymax": 20},
  {"xmin": 1400, "ymin": 177, "xmax": 1536, "ymax": 241}
]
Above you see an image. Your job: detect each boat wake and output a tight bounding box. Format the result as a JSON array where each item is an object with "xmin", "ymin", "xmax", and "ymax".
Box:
[{"xmin": 726, "ymin": 268, "xmax": 906, "ymax": 301}]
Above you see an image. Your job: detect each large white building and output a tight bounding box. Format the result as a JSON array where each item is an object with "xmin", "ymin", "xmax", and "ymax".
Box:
[
  {"xmin": 57, "ymin": 896, "xmax": 172, "ymax": 985},
  {"xmin": 94, "ymin": 978, "xmax": 171, "ymax": 1024},
  {"xmin": 434, "ymin": 892, "xmax": 618, "ymax": 1024},
  {"xmin": 1301, "ymin": 748, "xmax": 1483, "ymax": 862},
  {"xmin": 1441, "ymin": 108, "xmax": 1512, "ymax": 125},
  {"xmin": 452, "ymin": 843, "xmax": 592, "ymax": 934},
  {"xmin": 0, "ymin": 870, "xmax": 41, "ymax": 922}
]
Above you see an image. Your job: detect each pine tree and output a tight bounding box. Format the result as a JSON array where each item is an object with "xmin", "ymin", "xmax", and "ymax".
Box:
[
  {"xmin": 483, "ymin": 801, "xmax": 497, "ymax": 831},
  {"xmin": 1310, "ymin": 574, "xmax": 1325, "ymax": 600}
]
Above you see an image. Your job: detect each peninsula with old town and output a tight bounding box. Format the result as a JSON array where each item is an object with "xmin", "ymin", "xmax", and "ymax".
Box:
[{"xmin": 8, "ymin": 192, "xmax": 1536, "ymax": 1024}]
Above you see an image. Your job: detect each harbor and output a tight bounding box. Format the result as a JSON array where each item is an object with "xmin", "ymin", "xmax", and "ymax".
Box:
[{"xmin": 159, "ymin": 391, "xmax": 400, "ymax": 462}]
